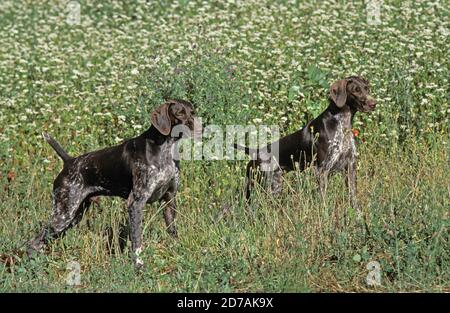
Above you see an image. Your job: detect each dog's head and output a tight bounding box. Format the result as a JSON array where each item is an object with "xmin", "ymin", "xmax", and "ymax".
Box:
[
  {"xmin": 329, "ymin": 76, "xmax": 376, "ymax": 112},
  {"xmin": 151, "ymin": 99, "xmax": 202, "ymax": 138}
]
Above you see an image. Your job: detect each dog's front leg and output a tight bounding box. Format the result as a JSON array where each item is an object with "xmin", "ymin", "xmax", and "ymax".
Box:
[
  {"xmin": 346, "ymin": 162, "xmax": 369, "ymax": 235},
  {"xmin": 161, "ymin": 180, "xmax": 178, "ymax": 238},
  {"xmin": 346, "ymin": 161, "xmax": 359, "ymax": 216},
  {"xmin": 267, "ymin": 169, "xmax": 283, "ymax": 197},
  {"xmin": 127, "ymin": 190, "xmax": 150, "ymax": 270},
  {"xmin": 315, "ymin": 167, "xmax": 329, "ymax": 203}
]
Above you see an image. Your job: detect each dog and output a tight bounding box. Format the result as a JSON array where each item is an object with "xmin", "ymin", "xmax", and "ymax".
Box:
[
  {"xmin": 27, "ymin": 99, "xmax": 201, "ymax": 268},
  {"xmin": 234, "ymin": 76, "xmax": 376, "ymax": 222}
]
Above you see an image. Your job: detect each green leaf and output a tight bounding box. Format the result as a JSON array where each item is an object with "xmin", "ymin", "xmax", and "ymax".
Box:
[
  {"xmin": 288, "ymin": 85, "xmax": 301, "ymax": 102},
  {"xmin": 353, "ymin": 254, "xmax": 362, "ymax": 263}
]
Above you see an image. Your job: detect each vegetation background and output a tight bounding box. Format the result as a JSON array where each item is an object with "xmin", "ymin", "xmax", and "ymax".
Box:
[{"xmin": 0, "ymin": 0, "xmax": 448, "ymax": 292}]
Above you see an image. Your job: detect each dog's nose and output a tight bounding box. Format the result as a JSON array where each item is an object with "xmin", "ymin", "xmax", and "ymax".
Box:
[{"xmin": 366, "ymin": 96, "xmax": 376, "ymax": 109}]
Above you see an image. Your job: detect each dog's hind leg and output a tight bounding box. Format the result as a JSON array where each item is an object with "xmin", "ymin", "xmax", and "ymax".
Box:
[{"xmin": 27, "ymin": 186, "xmax": 88, "ymax": 257}]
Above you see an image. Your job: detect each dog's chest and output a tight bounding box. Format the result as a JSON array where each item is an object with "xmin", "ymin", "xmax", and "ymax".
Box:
[
  {"xmin": 322, "ymin": 114, "xmax": 356, "ymax": 172},
  {"xmin": 145, "ymin": 161, "xmax": 177, "ymax": 203},
  {"xmin": 138, "ymin": 143, "xmax": 179, "ymax": 203}
]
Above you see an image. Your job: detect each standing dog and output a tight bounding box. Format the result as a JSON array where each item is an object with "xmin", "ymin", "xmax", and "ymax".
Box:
[
  {"xmin": 234, "ymin": 76, "xmax": 376, "ymax": 221},
  {"xmin": 27, "ymin": 99, "xmax": 201, "ymax": 268}
]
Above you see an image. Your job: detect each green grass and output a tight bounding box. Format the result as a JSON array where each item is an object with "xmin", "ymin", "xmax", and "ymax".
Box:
[{"xmin": 0, "ymin": 0, "xmax": 448, "ymax": 292}]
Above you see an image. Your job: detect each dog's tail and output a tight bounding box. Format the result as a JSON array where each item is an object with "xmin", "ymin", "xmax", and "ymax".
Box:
[
  {"xmin": 42, "ymin": 132, "xmax": 72, "ymax": 162},
  {"xmin": 233, "ymin": 144, "xmax": 259, "ymax": 157}
]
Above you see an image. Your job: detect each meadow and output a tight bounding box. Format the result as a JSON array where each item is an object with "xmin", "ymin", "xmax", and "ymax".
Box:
[{"xmin": 0, "ymin": 0, "xmax": 448, "ymax": 292}]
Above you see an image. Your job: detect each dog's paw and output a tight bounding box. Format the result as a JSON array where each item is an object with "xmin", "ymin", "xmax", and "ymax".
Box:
[
  {"xmin": 134, "ymin": 259, "xmax": 144, "ymax": 272},
  {"xmin": 132, "ymin": 247, "xmax": 145, "ymax": 272},
  {"xmin": 168, "ymin": 227, "xmax": 178, "ymax": 238}
]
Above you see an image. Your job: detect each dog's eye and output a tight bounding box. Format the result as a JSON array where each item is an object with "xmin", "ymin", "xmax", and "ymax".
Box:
[{"xmin": 355, "ymin": 87, "xmax": 361, "ymax": 93}]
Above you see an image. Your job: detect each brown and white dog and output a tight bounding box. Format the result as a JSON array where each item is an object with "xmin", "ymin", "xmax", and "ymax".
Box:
[
  {"xmin": 27, "ymin": 99, "xmax": 201, "ymax": 268},
  {"xmin": 235, "ymin": 76, "xmax": 376, "ymax": 224}
]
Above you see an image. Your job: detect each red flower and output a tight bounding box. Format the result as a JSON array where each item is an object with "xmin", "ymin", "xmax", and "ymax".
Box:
[{"xmin": 7, "ymin": 170, "xmax": 15, "ymax": 182}]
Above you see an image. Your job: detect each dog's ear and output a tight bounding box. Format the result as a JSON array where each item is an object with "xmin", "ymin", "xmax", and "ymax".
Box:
[
  {"xmin": 151, "ymin": 103, "xmax": 171, "ymax": 136},
  {"xmin": 169, "ymin": 102, "xmax": 190, "ymax": 122},
  {"xmin": 330, "ymin": 79, "xmax": 348, "ymax": 108}
]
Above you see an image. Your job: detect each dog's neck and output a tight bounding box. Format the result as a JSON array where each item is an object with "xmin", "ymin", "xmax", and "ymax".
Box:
[
  {"xmin": 326, "ymin": 99, "xmax": 356, "ymax": 128},
  {"xmin": 142, "ymin": 126, "xmax": 177, "ymax": 146}
]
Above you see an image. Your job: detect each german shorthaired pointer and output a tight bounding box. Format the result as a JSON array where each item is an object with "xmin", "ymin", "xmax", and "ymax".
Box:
[
  {"xmin": 27, "ymin": 99, "xmax": 201, "ymax": 268},
  {"xmin": 234, "ymin": 76, "xmax": 376, "ymax": 222}
]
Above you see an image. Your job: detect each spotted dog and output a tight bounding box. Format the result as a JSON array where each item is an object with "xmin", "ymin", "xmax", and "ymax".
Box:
[
  {"xmin": 27, "ymin": 99, "xmax": 201, "ymax": 269},
  {"xmin": 234, "ymin": 76, "xmax": 376, "ymax": 222}
]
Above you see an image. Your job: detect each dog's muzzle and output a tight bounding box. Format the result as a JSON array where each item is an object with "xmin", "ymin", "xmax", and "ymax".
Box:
[{"xmin": 365, "ymin": 96, "xmax": 377, "ymax": 111}]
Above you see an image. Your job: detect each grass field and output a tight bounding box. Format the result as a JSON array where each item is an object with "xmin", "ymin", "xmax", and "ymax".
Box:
[{"xmin": 0, "ymin": 0, "xmax": 449, "ymax": 292}]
